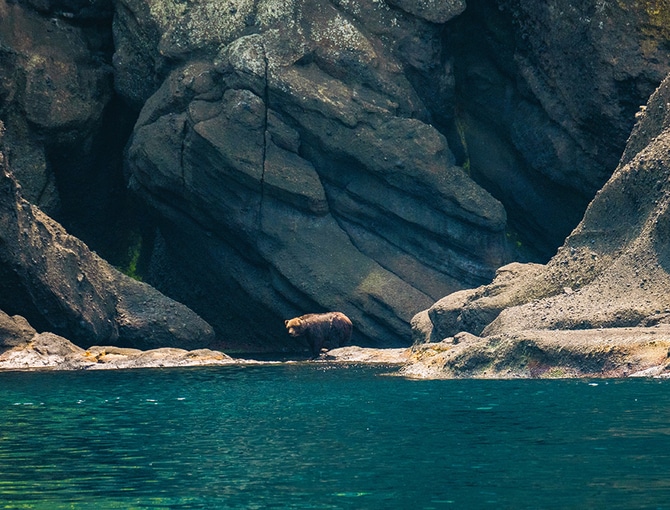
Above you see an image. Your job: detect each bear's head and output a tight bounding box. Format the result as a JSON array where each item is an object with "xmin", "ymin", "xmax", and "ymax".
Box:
[{"xmin": 285, "ymin": 317, "xmax": 304, "ymax": 337}]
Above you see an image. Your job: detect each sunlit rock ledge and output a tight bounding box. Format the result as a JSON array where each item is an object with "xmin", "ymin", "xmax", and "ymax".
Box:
[
  {"xmin": 0, "ymin": 333, "xmax": 246, "ymax": 371},
  {"xmin": 399, "ymin": 327, "xmax": 670, "ymax": 380},
  {"xmin": 313, "ymin": 329, "xmax": 670, "ymax": 379},
  {"xmin": 0, "ymin": 337, "xmax": 410, "ymax": 371}
]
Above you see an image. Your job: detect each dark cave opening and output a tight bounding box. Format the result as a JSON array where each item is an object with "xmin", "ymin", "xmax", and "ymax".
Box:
[
  {"xmin": 443, "ymin": 1, "xmax": 591, "ymax": 263},
  {"xmin": 47, "ymin": 94, "xmax": 154, "ymax": 279}
]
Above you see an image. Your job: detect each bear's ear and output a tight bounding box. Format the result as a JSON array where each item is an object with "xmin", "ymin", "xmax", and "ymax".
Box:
[{"xmin": 284, "ymin": 320, "xmax": 289, "ymax": 327}]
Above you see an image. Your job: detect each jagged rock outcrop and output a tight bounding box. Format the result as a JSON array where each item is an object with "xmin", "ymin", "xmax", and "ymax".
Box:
[
  {"xmin": 410, "ymin": 71, "xmax": 670, "ymax": 377},
  {"xmin": 0, "ymin": 126, "xmax": 215, "ymax": 350}
]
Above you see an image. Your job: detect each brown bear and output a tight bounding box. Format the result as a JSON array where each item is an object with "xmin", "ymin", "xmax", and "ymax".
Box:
[{"xmin": 284, "ymin": 312, "xmax": 353, "ymax": 358}]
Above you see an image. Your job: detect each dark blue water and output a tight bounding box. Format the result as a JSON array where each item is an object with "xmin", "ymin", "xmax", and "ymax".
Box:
[{"xmin": 1, "ymin": 364, "xmax": 670, "ymax": 509}]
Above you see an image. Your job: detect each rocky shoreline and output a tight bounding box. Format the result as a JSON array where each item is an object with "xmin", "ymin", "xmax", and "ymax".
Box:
[
  {"xmin": 401, "ymin": 71, "xmax": 670, "ymax": 380},
  {"xmin": 399, "ymin": 328, "xmax": 670, "ymax": 379},
  {"xmin": 4, "ymin": 324, "xmax": 670, "ymax": 379},
  {"xmin": 0, "ymin": 310, "xmax": 231, "ymax": 371},
  {"xmin": 0, "ymin": 307, "xmax": 408, "ymax": 371}
]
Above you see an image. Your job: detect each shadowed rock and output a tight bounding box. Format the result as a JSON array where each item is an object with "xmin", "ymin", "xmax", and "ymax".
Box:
[
  {"xmin": 0, "ymin": 131, "xmax": 214, "ymax": 350},
  {"xmin": 0, "ymin": 0, "xmax": 113, "ymax": 214},
  {"xmin": 450, "ymin": 0, "xmax": 670, "ymax": 258},
  {"xmin": 0, "ymin": 311, "xmax": 37, "ymax": 349}
]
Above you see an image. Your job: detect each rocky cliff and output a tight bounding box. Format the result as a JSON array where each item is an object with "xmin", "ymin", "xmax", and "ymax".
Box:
[
  {"xmin": 0, "ymin": 0, "xmax": 668, "ymax": 354},
  {"xmin": 409, "ymin": 72, "xmax": 670, "ymax": 377}
]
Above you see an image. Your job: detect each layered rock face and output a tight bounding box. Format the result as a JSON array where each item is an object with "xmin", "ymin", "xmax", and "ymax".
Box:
[
  {"xmin": 118, "ymin": 0, "xmax": 508, "ymax": 348},
  {"xmin": 114, "ymin": 0, "xmax": 670, "ymax": 349},
  {"xmin": 1, "ymin": 0, "xmax": 669, "ymax": 353}
]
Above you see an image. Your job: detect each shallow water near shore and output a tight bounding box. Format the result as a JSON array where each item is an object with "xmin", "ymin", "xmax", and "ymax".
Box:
[{"xmin": 1, "ymin": 364, "xmax": 670, "ymax": 509}]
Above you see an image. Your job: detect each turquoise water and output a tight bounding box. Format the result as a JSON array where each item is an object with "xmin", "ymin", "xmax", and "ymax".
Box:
[{"xmin": 1, "ymin": 365, "xmax": 670, "ymax": 509}]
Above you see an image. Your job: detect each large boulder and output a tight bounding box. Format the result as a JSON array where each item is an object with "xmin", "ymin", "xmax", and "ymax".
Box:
[
  {"xmin": 118, "ymin": 0, "xmax": 511, "ymax": 349},
  {"xmin": 0, "ymin": 311, "xmax": 37, "ymax": 350}
]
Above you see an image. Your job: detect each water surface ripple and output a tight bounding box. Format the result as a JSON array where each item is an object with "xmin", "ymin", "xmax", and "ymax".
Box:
[{"xmin": 1, "ymin": 365, "xmax": 670, "ymax": 508}]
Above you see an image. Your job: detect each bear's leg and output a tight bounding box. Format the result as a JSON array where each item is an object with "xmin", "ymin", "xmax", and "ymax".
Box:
[
  {"xmin": 327, "ymin": 329, "xmax": 344, "ymax": 349},
  {"xmin": 308, "ymin": 334, "xmax": 324, "ymax": 359}
]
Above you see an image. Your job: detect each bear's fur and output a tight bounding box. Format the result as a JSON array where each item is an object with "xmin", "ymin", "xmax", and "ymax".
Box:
[{"xmin": 285, "ymin": 312, "xmax": 353, "ymax": 358}]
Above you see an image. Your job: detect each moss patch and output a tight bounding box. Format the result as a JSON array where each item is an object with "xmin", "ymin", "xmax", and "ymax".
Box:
[{"xmin": 116, "ymin": 229, "xmax": 146, "ymax": 282}]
